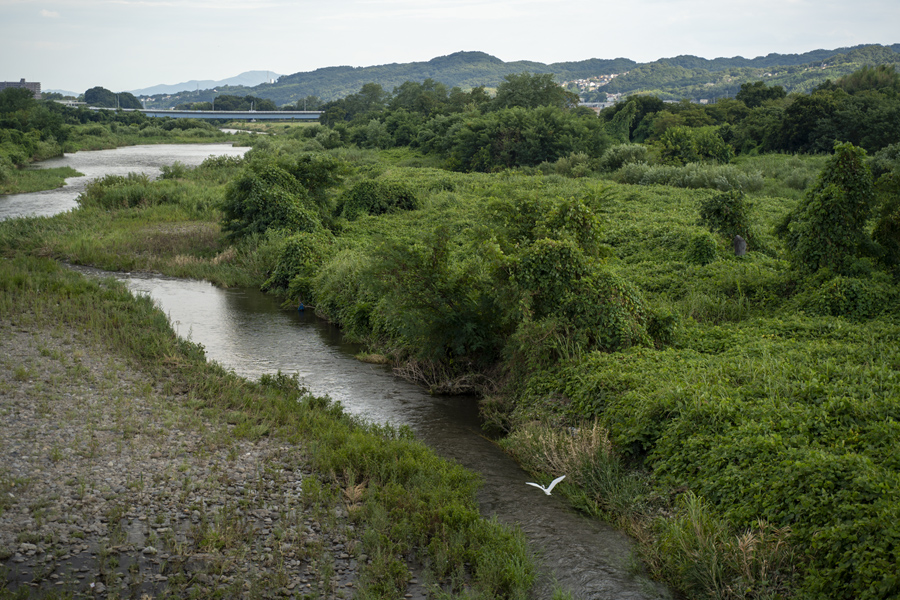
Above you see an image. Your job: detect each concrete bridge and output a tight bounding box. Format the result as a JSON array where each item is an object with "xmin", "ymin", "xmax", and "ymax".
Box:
[{"xmin": 95, "ymin": 107, "xmax": 322, "ymax": 121}]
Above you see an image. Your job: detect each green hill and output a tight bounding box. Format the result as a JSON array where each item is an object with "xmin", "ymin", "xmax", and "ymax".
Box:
[{"xmin": 139, "ymin": 44, "xmax": 900, "ymax": 108}]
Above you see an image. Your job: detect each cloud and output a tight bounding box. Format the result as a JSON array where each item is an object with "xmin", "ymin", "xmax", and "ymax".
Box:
[{"xmin": 40, "ymin": 9, "xmax": 60, "ymax": 17}]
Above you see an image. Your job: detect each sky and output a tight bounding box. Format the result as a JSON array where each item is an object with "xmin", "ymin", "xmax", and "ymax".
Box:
[{"xmin": 1, "ymin": 0, "xmax": 898, "ymax": 95}]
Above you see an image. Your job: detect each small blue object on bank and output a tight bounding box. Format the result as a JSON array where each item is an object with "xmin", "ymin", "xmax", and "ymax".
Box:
[{"xmin": 298, "ymin": 302, "xmax": 305, "ymax": 312}]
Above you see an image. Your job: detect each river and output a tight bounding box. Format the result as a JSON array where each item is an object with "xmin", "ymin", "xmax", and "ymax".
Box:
[
  {"xmin": 6, "ymin": 145, "xmax": 670, "ymax": 600},
  {"xmin": 0, "ymin": 143, "xmax": 248, "ymax": 220}
]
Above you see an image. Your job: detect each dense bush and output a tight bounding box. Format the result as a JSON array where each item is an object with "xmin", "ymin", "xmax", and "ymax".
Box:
[
  {"xmin": 613, "ymin": 162, "xmax": 764, "ymax": 192},
  {"xmin": 221, "ymin": 163, "xmax": 321, "ymax": 239},
  {"xmin": 338, "ymin": 178, "xmax": 420, "ymax": 220},
  {"xmin": 76, "ymin": 173, "xmax": 184, "ymax": 209},
  {"xmin": 259, "ymin": 230, "xmax": 334, "ymax": 305},
  {"xmin": 598, "ymin": 143, "xmax": 649, "ymax": 172},
  {"xmin": 698, "ymin": 190, "xmax": 755, "ymax": 243},
  {"xmin": 220, "ymin": 153, "xmax": 346, "ymax": 239},
  {"xmin": 778, "ymin": 142, "xmax": 876, "ymax": 275}
]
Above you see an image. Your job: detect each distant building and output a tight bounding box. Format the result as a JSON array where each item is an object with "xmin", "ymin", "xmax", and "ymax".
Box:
[{"xmin": 0, "ymin": 79, "xmax": 41, "ymax": 99}]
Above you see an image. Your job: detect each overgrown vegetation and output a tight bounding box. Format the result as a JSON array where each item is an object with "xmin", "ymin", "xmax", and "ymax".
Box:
[{"xmin": 4, "ymin": 61, "xmax": 900, "ymax": 599}]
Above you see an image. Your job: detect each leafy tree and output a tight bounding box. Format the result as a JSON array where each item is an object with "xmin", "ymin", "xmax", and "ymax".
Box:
[
  {"xmin": 446, "ymin": 86, "xmax": 491, "ymax": 113},
  {"xmin": 735, "ymin": 81, "xmax": 787, "ymax": 108},
  {"xmin": 659, "ymin": 126, "xmax": 734, "ymax": 165},
  {"xmin": 490, "ymin": 73, "xmax": 579, "ymax": 111},
  {"xmin": 0, "ymin": 87, "xmax": 37, "ymax": 113},
  {"xmin": 83, "ymin": 87, "xmax": 141, "ymax": 109},
  {"xmin": 699, "ymin": 190, "xmax": 755, "ymax": 243},
  {"xmin": 778, "ymin": 142, "xmax": 876, "ymax": 274},
  {"xmin": 776, "ymin": 89, "xmax": 845, "ymax": 153},
  {"xmin": 446, "ymin": 106, "xmax": 609, "ymax": 172},
  {"xmin": 319, "ymin": 83, "xmax": 390, "ymax": 126},
  {"xmin": 600, "ymin": 95, "xmax": 666, "ymax": 142},
  {"xmin": 296, "ymin": 95, "xmax": 323, "ymax": 110},
  {"xmin": 339, "ymin": 178, "xmax": 420, "ymax": 220},
  {"xmin": 835, "ymin": 64, "xmax": 900, "ymax": 94},
  {"xmin": 389, "ymin": 79, "xmax": 449, "ymax": 116},
  {"xmin": 220, "ymin": 153, "xmax": 347, "ymax": 240}
]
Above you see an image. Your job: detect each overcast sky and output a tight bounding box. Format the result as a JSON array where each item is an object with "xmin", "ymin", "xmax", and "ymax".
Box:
[{"xmin": 1, "ymin": 0, "xmax": 898, "ymax": 94}]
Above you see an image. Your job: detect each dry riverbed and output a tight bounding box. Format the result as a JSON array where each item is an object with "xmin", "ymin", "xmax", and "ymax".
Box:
[{"xmin": 0, "ymin": 321, "xmax": 423, "ymax": 599}]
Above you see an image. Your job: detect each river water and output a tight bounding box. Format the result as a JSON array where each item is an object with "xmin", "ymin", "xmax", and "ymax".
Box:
[
  {"xmin": 0, "ymin": 143, "xmax": 248, "ymax": 220},
  {"xmin": 6, "ymin": 145, "xmax": 670, "ymax": 600}
]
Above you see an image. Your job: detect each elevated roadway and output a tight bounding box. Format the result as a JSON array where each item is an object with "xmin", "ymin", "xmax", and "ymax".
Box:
[{"xmin": 92, "ymin": 107, "xmax": 322, "ymax": 121}]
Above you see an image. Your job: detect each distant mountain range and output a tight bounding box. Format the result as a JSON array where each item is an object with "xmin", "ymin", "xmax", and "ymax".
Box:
[
  {"xmin": 133, "ymin": 44, "xmax": 900, "ymax": 109},
  {"xmin": 129, "ymin": 71, "xmax": 281, "ymax": 96}
]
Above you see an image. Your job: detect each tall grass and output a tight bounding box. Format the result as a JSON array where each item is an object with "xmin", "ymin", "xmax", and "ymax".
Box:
[{"xmin": 0, "ymin": 166, "xmax": 82, "ymax": 195}]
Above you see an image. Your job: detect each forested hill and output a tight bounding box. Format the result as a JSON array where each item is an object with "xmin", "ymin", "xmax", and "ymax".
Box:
[{"xmin": 140, "ymin": 44, "xmax": 900, "ymax": 108}]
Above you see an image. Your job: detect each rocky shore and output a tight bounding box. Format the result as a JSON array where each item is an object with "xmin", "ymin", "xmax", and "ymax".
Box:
[{"xmin": 0, "ymin": 321, "xmax": 404, "ymax": 599}]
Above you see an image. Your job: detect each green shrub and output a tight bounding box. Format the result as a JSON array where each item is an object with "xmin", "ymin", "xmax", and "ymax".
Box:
[
  {"xmin": 339, "ymin": 178, "xmax": 420, "ymax": 220},
  {"xmin": 800, "ymin": 275, "xmax": 897, "ymax": 320},
  {"xmin": 261, "ymin": 230, "xmax": 334, "ymax": 304},
  {"xmin": 686, "ymin": 232, "xmax": 718, "ymax": 265},
  {"xmin": 778, "ymin": 142, "xmax": 876, "ymax": 275},
  {"xmin": 76, "ymin": 173, "xmax": 183, "ymax": 209},
  {"xmin": 599, "ymin": 143, "xmax": 650, "ymax": 172},
  {"xmin": 613, "ymin": 162, "xmax": 764, "ymax": 192},
  {"xmin": 220, "ymin": 162, "xmax": 322, "ymax": 240},
  {"xmin": 699, "ymin": 190, "xmax": 755, "ymax": 243}
]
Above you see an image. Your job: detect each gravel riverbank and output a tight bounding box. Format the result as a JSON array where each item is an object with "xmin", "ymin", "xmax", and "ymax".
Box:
[{"xmin": 0, "ymin": 321, "xmax": 395, "ymax": 599}]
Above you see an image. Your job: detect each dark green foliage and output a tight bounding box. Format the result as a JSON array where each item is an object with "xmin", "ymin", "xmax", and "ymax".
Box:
[
  {"xmin": 261, "ymin": 230, "xmax": 334, "ymax": 303},
  {"xmin": 83, "ymin": 86, "xmax": 142, "ymax": 109},
  {"xmin": 446, "ymin": 106, "xmax": 610, "ymax": 172},
  {"xmin": 372, "ymin": 227, "xmax": 509, "ymax": 364},
  {"xmin": 220, "ymin": 152, "xmax": 347, "ymax": 239},
  {"xmin": 835, "ymin": 64, "xmax": 900, "ymax": 94},
  {"xmin": 872, "ymin": 166, "xmax": 900, "ymax": 269},
  {"xmin": 515, "ymin": 238, "xmax": 590, "ymax": 307},
  {"xmin": 220, "ymin": 163, "xmax": 320, "ymax": 240},
  {"xmin": 779, "ymin": 142, "xmax": 875, "ymax": 274},
  {"xmin": 598, "ymin": 143, "xmax": 648, "ymax": 172},
  {"xmin": 204, "ymin": 94, "xmax": 276, "ymax": 111},
  {"xmin": 76, "ymin": 173, "xmax": 183, "ymax": 209},
  {"xmin": 339, "ymin": 178, "xmax": 420, "ymax": 220},
  {"xmin": 490, "ymin": 72, "xmax": 579, "ymax": 111},
  {"xmin": 735, "ymin": 81, "xmax": 787, "ymax": 108},
  {"xmin": 800, "ymin": 274, "xmax": 897, "ymax": 319},
  {"xmin": 659, "ymin": 126, "xmax": 734, "ymax": 166},
  {"xmin": 685, "ymin": 232, "xmax": 718, "ymax": 265},
  {"xmin": 699, "ymin": 190, "xmax": 754, "ymax": 243}
]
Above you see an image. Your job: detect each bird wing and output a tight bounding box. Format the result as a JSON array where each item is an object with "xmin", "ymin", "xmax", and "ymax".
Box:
[
  {"xmin": 525, "ymin": 482, "xmax": 546, "ymax": 492},
  {"xmin": 546, "ymin": 475, "xmax": 566, "ymax": 492}
]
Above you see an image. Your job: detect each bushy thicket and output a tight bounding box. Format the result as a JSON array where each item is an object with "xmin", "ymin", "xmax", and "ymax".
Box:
[{"xmin": 612, "ymin": 161, "xmax": 764, "ymax": 192}]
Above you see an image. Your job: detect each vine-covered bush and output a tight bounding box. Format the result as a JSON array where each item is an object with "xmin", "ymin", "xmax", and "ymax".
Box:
[
  {"xmin": 598, "ymin": 143, "xmax": 649, "ymax": 172},
  {"xmin": 799, "ymin": 274, "xmax": 897, "ymax": 319},
  {"xmin": 221, "ymin": 163, "xmax": 321, "ymax": 239},
  {"xmin": 338, "ymin": 178, "xmax": 420, "ymax": 220},
  {"xmin": 778, "ymin": 142, "xmax": 876, "ymax": 275},
  {"xmin": 685, "ymin": 232, "xmax": 718, "ymax": 265},
  {"xmin": 699, "ymin": 190, "xmax": 755, "ymax": 243},
  {"xmin": 261, "ymin": 230, "xmax": 335, "ymax": 304}
]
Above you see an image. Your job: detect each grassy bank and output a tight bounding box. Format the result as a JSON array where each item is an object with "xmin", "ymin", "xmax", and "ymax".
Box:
[
  {"xmin": 0, "ymin": 255, "xmax": 536, "ymax": 599},
  {"xmin": 0, "ymin": 166, "xmax": 82, "ymax": 195}
]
